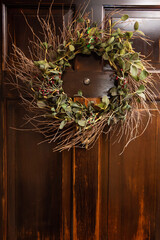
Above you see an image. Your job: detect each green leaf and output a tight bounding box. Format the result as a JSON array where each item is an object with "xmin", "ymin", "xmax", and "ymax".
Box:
[
  {"xmin": 39, "ymin": 65, "xmax": 45, "ymax": 70},
  {"xmin": 130, "ymin": 65, "xmax": 138, "ymax": 79},
  {"xmin": 125, "ymin": 62, "xmax": 131, "ymax": 71},
  {"xmin": 59, "ymin": 120, "xmax": 67, "ymax": 129},
  {"xmin": 139, "ymin": 70, "xmax": 149, "ymax": 80},
  {"xmin": 102, "ymin": 95, "xmax": 110, "ymax": 107},
  {"xmin": 117, "ymin": 28, "xmax": 121, "ymax": 34},
  {"xmin": 77, "ymin": 31, "xmax": 80, "ymax": 38},
  {"xmin": 108, "ymin": 116, "xmax": 112, "ymax": 125},
  {"xmin": 68, "ymin": 54, "xmax": 76, "ymax": 60},
  {"xmin": 51, "ymin": 107, "xmax": 55, "ymax": 111},
  {"xmin": 101, "ymin": 42, "xmax": 107, "ymax": 48},
  {"xmin": 82, "ymin": 48, "xmax": 91, "ymax": 55},
  {"xmin": 49, "ymin": 70, "xmax": 61, "ymax": 74},
  {"xmin": 105, "ymin": 45, "xmax": 113, "ymax": 52},
  {"xmin": 124, "ymin": 41, "xmax": 132, "ymax": 50},
  {"xmin": 134, "ymin": 61, "xmax": 144, "ymax": 70},
  {"xmin": 34, "ymin": 60, "xmax": 50, "ymax": 70},
  {"xmin": 103, "ymin": 52, "xmax": 109, "ymax": 60},
  {"xmin": 138, "ymin": 92, "xmax": 146, "ymax": 100},
  {"xmin": 78, "ymin": 120, "xmax": 86, "ymax": 127},
  {"xmin": 69, "ymin": 45, "xmax": 75, "ymax": 51},
  {"xmin": 120, "ymin": 49, "xmax": 126, "ymax": 55},
  {"xmin": 112, "ymin": 32, "xmax": 118, "ymax": 37},
  {"xmin": 136, "ymin": 85, "xmax": 145, "ymax": 94},
  {"xmin": 76, "ymin": 112, "xmax": 82, "ymax": 119},
  {"xmin": 125, "ymin": 32, "xmax": 133, "ymax": 39},
  {"xmin": 89, "ymin": 45, "xmax": 94, "ymax": 50},
  {"xmin": 72, "ymin": 108, "xmax": 80, "ymax": 113},
  {"xmin": 107, "ymin": 37, "xmax": 115, "ymax": 45},
  {"xmin": 110, "ymin": 87, "xmax": 117, "ymax": 96},
  {"xmin": 130, "ymin": 52, "xmax": 139, "ymax": 60},
  {"xmin": 97, "ymin": 103, "xmax": 105, "ymax": 109},
  {"xmin": 34, "ymin": 60, "xmax": 46, "ymax": 66},
  {"xmin": 134, "ymin": 21, "xmax": 139, "ymax": 31},
  {"xmin": 41, "ymin": 42, "xmax": 48, "ymax": 49},
  {"xmin": 61, "ymin": 94, "xmax": 67, "ymax": 103},
  {"xmin": 49, "ymin": 62, "xmax": 57, "ymax": 68},
  {"xmin": 88, "ymin": 27, "xmax": 97, "ymax": 36},
  {"xmin": 59, "ymin": 59, "xmax": 64, "ymax": 65},
  {"xmin": 122, "ymin": 103, "xmax": 131, "ymax": 110},
  {"xmin": 64, "ymin": 62, "xmax": 71, "ymax": 68},
  {"xmin": 136, "ymin": 30, "xmax": 145, "ymax": 36},
  {"xmin": 77, "ymin": 90, "xmax": 83, "ymax": 96},
  {"xmin": 37, "ymin": 101, "xmax": 46, "ymax": 108},
  {"xmin": 66, "ymin": 106, "xmax": 72, "ymax": 112},
  {"xmin": 61, "ymin": 104, "xmax": 67, "ymax": 110},
  {"xmin": 118, "ymin": 57, "xmax": 125, "ymax": 70},
  {"xmin": 121, "ymin": 14, "xmax": 129, "ymax": 21},
  {"xmin": 118, "ymin": 90, "xmax": 124, "ymax": 95},
  {"xmin": 71, "ymin": 102, "xmax": 81, "ymax": 108}
]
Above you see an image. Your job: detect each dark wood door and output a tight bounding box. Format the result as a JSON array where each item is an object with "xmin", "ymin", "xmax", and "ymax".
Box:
[{"xmin": 1, "ymin": 1, "xmax": 160, "ymax": 239}]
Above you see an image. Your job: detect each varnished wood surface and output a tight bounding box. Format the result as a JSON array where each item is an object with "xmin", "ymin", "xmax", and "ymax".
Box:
[
  {"xmin": 108, "ymin": 109, "xmax": 160, "ymax": 240},
  {"xmin": 62, "ymin": 150, "xmax": 72, "ymax": 240},
  {"xmin": 7, "ymin": 101, "xmax": 63, "ymax": 240},
  {"xmin": 1, "ymin": 0, "xmax": 160, "ymax": 239}
]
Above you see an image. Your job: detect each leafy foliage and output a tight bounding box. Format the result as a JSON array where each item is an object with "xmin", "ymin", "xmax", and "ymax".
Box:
[
  {"xmin": 31, "ymin": 15, "xmax": 149, "ymax": 131},
  {"xmin": 10, "ymin": 10, "xmax": 156, "ymax": 152}
]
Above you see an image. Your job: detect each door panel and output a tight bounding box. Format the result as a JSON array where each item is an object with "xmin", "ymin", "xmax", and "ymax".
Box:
[
  {"xmin": 104, "ymin": 6, "xmax": 160, "ymax": 240},
  {"xmin": 72, "ymin": 140, "xmax": 109, "ymax": 240},
  {"xmin": 108, "ymin": 108, "xmax": 159, "ymax": 239},
  {"xmin": 105, "ymin": 9, "xmax": 160, "ymax": 65},
  {"xmin": 105, "ymin": 7, "xmax": 160, "ymax": 98},
  {"xmin": 7, "ymin": 102, "xmax": 63, "ymax": 239},
  {"xmin": 2, "ymin": 3, "xmax": 72, "ymax": 240},
  {"xmin": 1, "ymin": 1, "xmax": 160, "ymax": 240}
]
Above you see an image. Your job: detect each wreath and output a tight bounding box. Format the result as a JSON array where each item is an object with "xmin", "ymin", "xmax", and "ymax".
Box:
[{"xmin": 9, "ymin": 9, "xmax": 158, "ymax": 151}]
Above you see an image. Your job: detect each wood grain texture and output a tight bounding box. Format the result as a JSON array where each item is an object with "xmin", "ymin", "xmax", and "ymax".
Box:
[
  {"xmin": 7, "ymin": 101, "xmax": 63, "ymax": 240},
  {"xmin": 0, "ymin": 3, "xmax": 8, "ymax": 239},
  {"xmin": 62, "ymin": 150, "xmax": 72, "ymax": 240},
  {"xmin": 155, "ymin": 108, "xmax": 160, "ymax": 239},
  {"xmin": 1, "ymin": 100, "xmax": 8, "ymax": 240},
  {"xmin": 99, "ymin": 133, "xmax": 109, "ymax": 240},
  {"xmin": 1, "ymin": 0, "xmax": 160, "ymax": 239},
  {"xmin": 108, "ymin": 108, "xmax": 159, "ymax": 240},
  {"xmin": 73, "ymin": 143, "xmax": 99, "ymax": 240},
  {"xmin": 72, "ymin": 95, "xmax": 109, "ymax": 239},
  {"xmin": 72, "ymin": 136, "xmax": 109, "ymax": 240}
]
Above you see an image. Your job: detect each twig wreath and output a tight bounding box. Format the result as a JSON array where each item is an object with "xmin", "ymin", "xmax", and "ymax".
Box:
[{"xmin": 9, "ymin": 7, "xmax": 159, "ymax": 152}]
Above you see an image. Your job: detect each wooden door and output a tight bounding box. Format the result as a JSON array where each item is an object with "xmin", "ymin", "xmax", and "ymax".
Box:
[{"xmin": 1, "ymin": 0, "xmax": 160, "ymax": 239}]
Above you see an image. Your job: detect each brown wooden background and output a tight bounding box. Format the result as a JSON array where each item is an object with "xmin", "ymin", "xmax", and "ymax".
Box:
[{"xmin": 1, "ymin": 0, "xmax": 160, "ymax": 239}]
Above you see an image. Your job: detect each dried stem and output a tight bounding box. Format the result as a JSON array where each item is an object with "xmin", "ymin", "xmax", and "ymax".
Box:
[{"xmin": 7, "ymin": 6, "xmax": 160, "ymax": 152}]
